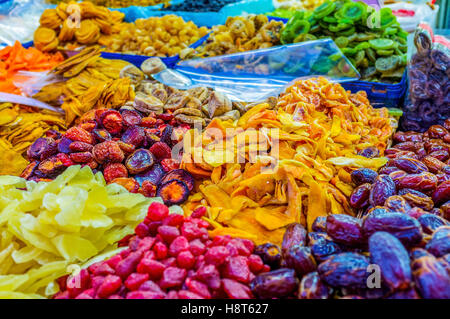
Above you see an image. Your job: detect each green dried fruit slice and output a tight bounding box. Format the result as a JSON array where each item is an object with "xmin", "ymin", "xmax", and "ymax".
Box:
[
  {"xmin": 383, "ymin": 27, "xmax": 398, "ymax": 36},
  {"xmin": 354, "ymin": 50, "xmax": 365, "ymax": 66},
  {"xmin": 365, "ymin": 47, "xmax": 376, "ymax": 62},
  {"xmin": 323, "ymin": 16, "xmax": 338, "ymax": 23},
  {"xmin": 310, "ymin": 24, "xmax": 321, "ymax": 33},
  {"xmin": 388, "ymin": 108, "xmax": 403, "ymax": 117},
  {"xmin": 376, "ymin": 49, "xmax": 394, "ymax": 56},
  {"xmin": 379, "ymin": 8, "xmax": 397, "ymax": 29},
  {"xmin": 292, "ymin": 20, "xmax": 311, "ymax": 35},
  {"xmin": 361, "ymin": 58, "xmax": 369, "ymax": 68},
  {"xmin": 381, "ymin": 68, "xmax": 404, "ymax": 79},
  {"xmin": 303, "ymin": 34, "xmax": 318, "ymax": 41},
  {"xmin": 337, "ymin": 2, "xmax": 366, "ymax": 22},
  {"xmin": 355, "ymin": 33, "xmax": 376, "ymax": 41},
  {"xmin": 369, "ymin": 38, "xmax": 395, "ymax": 50},
  {"xmin": 335, "ymin": 36, "xmax": 349, "ymax": 48},
  {"xmin": 329, "ymin": 23, "xmax": 352, "ymax": 32},
  {"xmin": 355, "ymin": 42, "xmax": 370, "ymax": 51},
  {"xmin": 375, "ymin": 55, "xmax": 400, "ymax": 73},
  {"xmin": 314, "ymin": 1, "xmax": 337, "ymax": 20},
  {"xmin": 347, "ymin": 33, "xmax": 358, "ymax": 42},
  {"xmin": 361, "ymin": 66, "xmax": 377, "ymax": 79},
  {"xmin": 342, "ymin": 47, "xmax": 357, "ymax": 56},
  {"xmin": 319, "ymin": 20, "xmax": 330, "ymax": 29},
  {"xmin": 398, "ymin": 30, "xmax": 408, "ymax": 39},
  {"xmin": 340, "ymin": 27, "xmax": 356, "ymax": 36}
]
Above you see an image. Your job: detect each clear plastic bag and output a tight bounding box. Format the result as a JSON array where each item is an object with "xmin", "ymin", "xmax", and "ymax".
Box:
[
  {"xmin": 153, "ymin": 39, "xmax": 359, "ymax": 101},
  {"xmin": 400, "ymin": 23, "xmax": 450, "ymax": 132},
  {"xmin": 0, "ymin": 0, "xmax": 50, "ymax": 47}
]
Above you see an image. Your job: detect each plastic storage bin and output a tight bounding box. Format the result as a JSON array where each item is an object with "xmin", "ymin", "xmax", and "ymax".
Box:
[{"xmin": 341, "ymin": 71, "xmax": 407, "ymax": 108}]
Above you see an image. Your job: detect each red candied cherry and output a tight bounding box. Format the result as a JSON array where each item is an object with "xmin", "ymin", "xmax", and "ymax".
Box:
[
  {"xmin": 153, "ymin": 242, "xmax": 168, "ymax": 260},
  {"xmin": 189, "ymin": 239, "xmax": 206, "ymax": 256},
  {"xmin": 163, "ymin": 213, "xmax": 184, "ymax": 226},
  {"xmin": 147, "ymin": 202, "xmax": 169, "ymax": 221},
  {"xmin": 160, "ymin": 267, "xmax": 187, "ymax": 289},
  {"xmin": 169, "ymin": 236, "xmax": 189, "ymax": 256},
  {"xmin": 177, "ymin": 250, "xmax": 195, "ymax": 269},
  {"xmin": 97, "ymin": 275, "xmax": 122, "ymax": 298},
  {"xmin": 125, "ymin": 273, "xmax": 149, "ymax": 291},
  {"xmin": 137, "ymin": 258, "xmax": 166, "ymax": 280},
  {"xmin": 191, "ymin": 206, "xmax": 207, "ymax": 218},
  {"xmin": 247, "ymin": 254, "xmax": 264, "ymax": 273},
  {"xmin": 158, "ymin": 225, "xmax": 180, "ymax": 244},
  {"xmin": 204, "ymin": 245, "xmax": 230, "ymax": 266},
  {"xmin": 135, "ymin": 223, "xmax": 149, "ymax": 238}
]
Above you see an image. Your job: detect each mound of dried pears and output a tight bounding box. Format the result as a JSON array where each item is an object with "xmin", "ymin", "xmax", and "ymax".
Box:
[
  {"xmin": 0, "ymin": 165, "xmax": 162, "ymax": 298},
  {"xmin": 182, "ymin": 77, "xmax": 396, "ymax": 245}
]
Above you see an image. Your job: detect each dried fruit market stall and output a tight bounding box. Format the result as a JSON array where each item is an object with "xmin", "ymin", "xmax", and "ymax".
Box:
[{"xmin": 0, "ymin": 0, "xmax": 449, "ymax": 301}]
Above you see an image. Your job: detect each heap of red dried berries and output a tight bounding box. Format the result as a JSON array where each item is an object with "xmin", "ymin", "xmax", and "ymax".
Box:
[
  {"xmin": 22, "ymin": 108, "xmax": 192, "ymax": 205},
  {"xmin": 53, "ymin": 202, "xmax": 270, "ymax": 299}
]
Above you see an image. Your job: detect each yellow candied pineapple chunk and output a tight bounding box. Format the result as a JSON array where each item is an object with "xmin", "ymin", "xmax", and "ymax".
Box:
[{"xmin": 52, "ymin": 234, "xmax": 98, "ymax": 262}]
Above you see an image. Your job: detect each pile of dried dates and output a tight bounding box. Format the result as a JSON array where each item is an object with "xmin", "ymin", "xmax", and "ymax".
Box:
[
  {"xmin": 21, "ymin": 108, "xmax": 194, "ymax": 206},
  {"xmin": 250, "ymin": 215, "xmax": 449, "ymax": 299},
  {"xmin": 349, "ymin": 120, "xmax": 450, "ymax": 219}
]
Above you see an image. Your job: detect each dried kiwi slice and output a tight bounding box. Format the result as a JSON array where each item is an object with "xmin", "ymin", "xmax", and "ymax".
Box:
[
  {"xmin": 365, "ymin": 47, "xmax": 376, "ymax": 62},
  {"xmin": 375, "ymin": 55, "xmax": 400, "ymax": 73},
  {"xmin": 310, "ymin": 24, "xmax": 321, "ymax": 33},
  {"xmin": 340, "ymin": 27, "xmax": 356, "ymax": 36},
  {"xmin": 329, "ymin": 23, "xmax": 352, "ymax": 32},
  {"xmin": 361, "ymin": 66, "xmax": 377, "ymax": 79},
  {"xmin": 336, "ymin": 2, "xmax": 366, "ymax": 22},
  {"xmin": 369, "ymin": 38, "xmax": 395, "ymax": 50},
  {"xmin": 355, "ymin": 42, "xmax": 370, "ymax": 51},
  {"xmin": 335, "ymin": 36, "xmax": 349, "ymax": 48},
  {"xmin": 379, "ymin": 7, "xmax": 397, "ymax": 29},
  {"xmin": 383, "ymin": 27, "xmax": 398, "ymax": 36},
  {"xmin": 323, "ymin": 16, "xmax": 338, "ymax": 23},
  {"xmin": 291, "ymin": 20, "xmax": 311, "ymax": 36},
  {"xmin": 354, "ymin": 50, "xmax": 365, "ymax": 66},
  {"xmin": 314, "ymin": 1, "xmax": 337, "ymax": 19},
  {"xmin": 355, "ymin": 33, "xmax": 376, "ymax": 41},
  {"xmin": 342, "ymin": 47, "xmax": 357, "ymax": 56},
  {"xmin": 376, "ymin": 49, "xmax": 394, "ymax": 56}
]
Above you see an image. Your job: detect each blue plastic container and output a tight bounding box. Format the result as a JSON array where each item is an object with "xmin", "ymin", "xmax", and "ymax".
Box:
[{"xmin": 341, "ymin": 71, "xmax": 407, "ymax": 108}]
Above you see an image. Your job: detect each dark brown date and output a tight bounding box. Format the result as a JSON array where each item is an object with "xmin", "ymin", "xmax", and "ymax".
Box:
[
  {"xmin": 283, "ymin": 246, "xmax": 317, "ymax": 276},
  {"xmin": 281, "ymin": 223, "xmax": 307, "ymax": 256},
  {"xmin": 427, "ymin": 125, "xmax": 448, "ymax": 139},
  {"xmin": 396, "ymin": 172, "xmax": 438, "ymax": 193},
  {"xmin": 369, "ymin": 175, "xmax": 396, "ymax": 207},
  {"xmin": 250, "ymin": 268, "xmax": 299, "ymax": 299},
  {"xmin": 317, "ymin": 253, "xmax": 370, "ymax": 289},
  {"xmin": 422, "ymin": 156, "xmax": 446, "ymax": 174},
  {"xmin": 369, "ymin": 232, "xmax": 412, "ymax": 291},
  {"xmin": 425, "ymin": 226, "xmax": 450, "ymax": 258},
  {"xmin": 399, "ymin": 189, "xmax": 434, "ymax": 211},
  {"xmin": 432, "ymin": 180, "xmax": 450, "ymax": 205},
  {"xmin": 351, "ymin": 168, "xmax": 378, "ymax": 186},
  {"xmin": 298, "ymin": 272, "xmax": 331, "ymax": 299},
  {"xmin": 417, "ymin": 214, "xmax": 449, "ymax": 234},
  {"xmin": 362, "ymin": 212, "xmax": 422, "ymax": 247},
  {"xmin": 412, "ymin": 256, "xmax": 450, "ymax": 299},
  {"xmin": 350, "ymin": 183, "xmax": 371, "ymax": 209},
  {"xmin": 394, "ymin": 142, "xmax": 417, "ymax": 152},
  {"xmin": 326, "ymin": 214, "xmax": 364, "ymax": 246},
  {"xmin": 392, "ymin": 158, "xmax": 428, "ymax": 174},
  {"xmin": 311, "ymin": 216, "xmax": 327, "ymax": 233},
  {"xmin": 384, "ymin": 195, "xmax": 411, "ymax": 213},
  {"xmin": 429, "ymin": 150, "xmax": 449, "ymax": 162},
  {"xmin": 254, "ymin": 243, "xmax": 282, "ymax": 268}
]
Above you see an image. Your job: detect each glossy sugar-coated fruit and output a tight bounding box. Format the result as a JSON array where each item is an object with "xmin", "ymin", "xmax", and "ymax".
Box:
[
  {"xmin": 369, "ymin": 232, "xmax": 412, "ymax": 291},
  {"xmin": 254, "ymin": 243, "xmax": 282, "ymax": 268},
  {"xmin": 54, "ymin": 202, "xmax": 270, "ymax": 299}
]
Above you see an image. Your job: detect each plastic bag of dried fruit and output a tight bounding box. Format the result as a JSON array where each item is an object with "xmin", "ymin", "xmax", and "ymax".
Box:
[
  {"xmin": 153, "ymin": 39, "xmax": 359, "ymax": 102},
  {"xmin": 400, "ymin": 22, "xmax": 450, "ymax": 132}
]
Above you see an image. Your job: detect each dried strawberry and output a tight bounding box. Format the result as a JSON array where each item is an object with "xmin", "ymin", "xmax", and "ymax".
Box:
[
  {"xmin": 69, "ymin": 141, "xmax": 93, "ymax": 152},
  {"xmin": 149, "ymin": 142, "xmax": 172, "ymax": 160},
  {"xmin": 161, "ymin": 158, "xmax": 180, "ymax": 172},
  {"xmin": 101, "ymin": 110, "xmax": 123, "ymax": 135},
  {"xmin": 104, "ymin": 163, "xmax": 128, "ymax": 183},
  {"xmin": 56, "ymin": 153, "xmax": 75, "ymax": 167},
  {"xmin": 65, "ymin": 127, "xmax": 94, "ymax": 145},
  {"xmin": 92, "ymin": 141, "xmax": 124, "ymax": 164},
  {"xmin": 69, "ymin": 152, "xmax": 93, "ymax": 163}
]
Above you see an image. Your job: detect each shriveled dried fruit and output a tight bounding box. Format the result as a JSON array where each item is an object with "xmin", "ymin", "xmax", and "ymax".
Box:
[
  {"xmin": 159, "ymin": 169, "xmax": 194, "ymax": 192},
  {"xmin": 157, "ymin": 179, "xmax": 190, "ymax": 206},
  {"xmin": 92, "ymin": 141, "xmax": 124, "ymax": 164},
  {"xmin": 125, "ymin": 149, "xmax": 154, "ymax": 174},
  {"xmin": 250, "ymin": 268, "xmax": 299, "ymax": 299}
]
